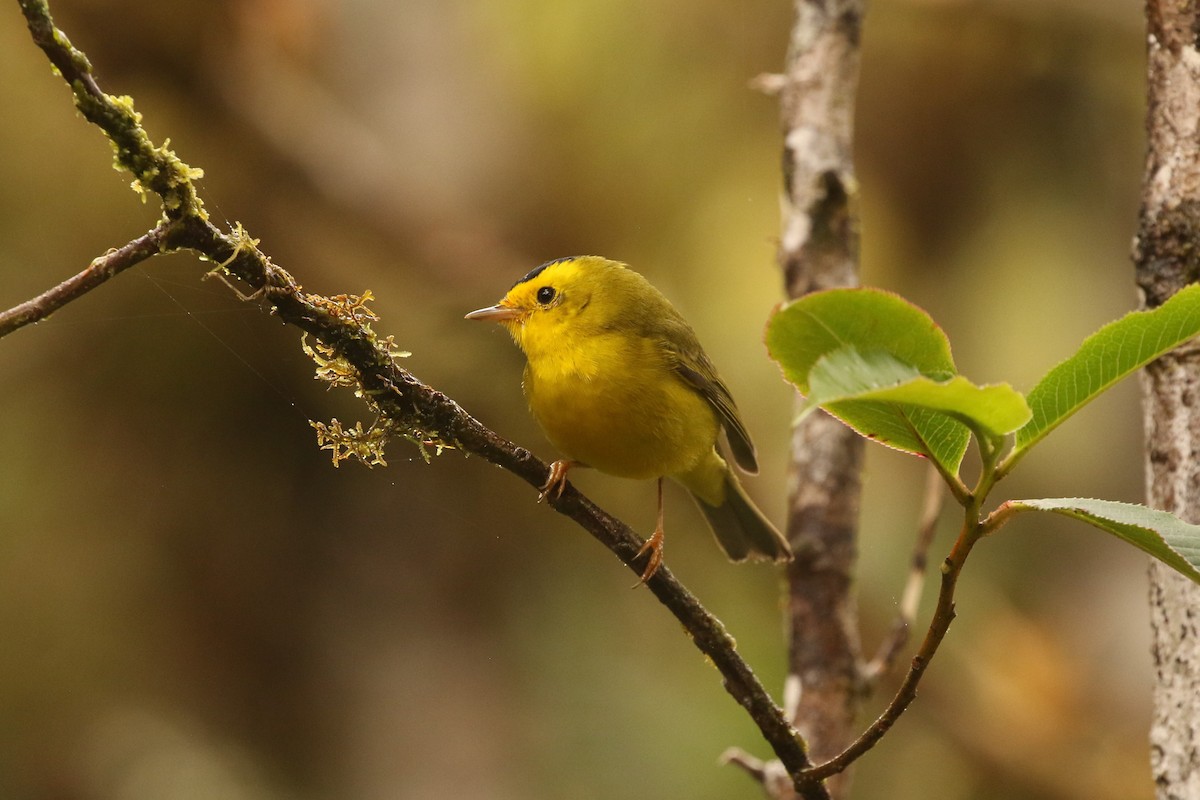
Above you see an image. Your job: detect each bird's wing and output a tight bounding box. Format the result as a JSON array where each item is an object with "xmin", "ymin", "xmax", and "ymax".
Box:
[{"xmin": 668, "ymin": 346, "xmax": 760, "ymax": 475}]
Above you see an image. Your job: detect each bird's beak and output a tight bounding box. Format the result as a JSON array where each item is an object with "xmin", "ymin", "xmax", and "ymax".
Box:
[{"xmin": 465, "ymin": 304, "xmax": 521, "ymax": 322}]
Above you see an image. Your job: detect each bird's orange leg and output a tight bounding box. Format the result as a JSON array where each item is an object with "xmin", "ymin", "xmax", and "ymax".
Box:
[
  {"xmin": 538, "ymin": 459, "xmax": 577, "ymax": 503},
  {"xmin": 633, "ymin": 477, "xmax": 666, "ymax": 586}
]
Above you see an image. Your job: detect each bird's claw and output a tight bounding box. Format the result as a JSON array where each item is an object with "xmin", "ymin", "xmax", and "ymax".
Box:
[
  {"xmin": 631, "ymin": 528, "xmax": 664, "ymax": 587},
  {"xmin": 538, "ymin": 459, "xmax": 573, "ymax": 503}
]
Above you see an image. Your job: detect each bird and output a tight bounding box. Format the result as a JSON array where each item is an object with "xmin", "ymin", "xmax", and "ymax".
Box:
[{"xmin": 465, "ymin": 256, "xmax": 791, "ymax": 583}]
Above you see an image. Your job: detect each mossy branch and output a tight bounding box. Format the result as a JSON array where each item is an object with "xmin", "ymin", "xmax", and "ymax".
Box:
[{"xmin": 10, "ymin": 2, "xmax": 829, "ymax": 796}]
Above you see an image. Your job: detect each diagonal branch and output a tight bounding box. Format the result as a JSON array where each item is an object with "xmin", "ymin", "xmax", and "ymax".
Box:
[
  {"xmin": 12, "ymin": 2, "xmax": 829, "ymax": 796},
  {"xmin": 20, "ymin": 0, "xmax": 203, "ymax": 218}
]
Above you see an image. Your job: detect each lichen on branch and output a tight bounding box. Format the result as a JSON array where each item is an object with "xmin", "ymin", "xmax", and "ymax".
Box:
[{"xmin": 300, "ymin": 291, "xmax": 435, "ymax": 467}]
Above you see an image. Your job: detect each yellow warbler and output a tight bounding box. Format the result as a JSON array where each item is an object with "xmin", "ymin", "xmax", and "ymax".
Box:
[{"xmin": 466, "ymin": 256, "xmax": 791, "ymax": 582}]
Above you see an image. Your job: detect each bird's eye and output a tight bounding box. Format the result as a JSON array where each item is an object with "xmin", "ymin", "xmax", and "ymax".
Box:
[{"xmin": 536, "ymin": 286, "xmax": 557, "ymax": 305}]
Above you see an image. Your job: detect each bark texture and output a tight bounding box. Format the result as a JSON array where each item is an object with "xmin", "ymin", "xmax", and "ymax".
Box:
[
  {"xmin": 1137, "ymin": 2, "xmax": 1200, "ymax": 797},
  {"xmin": 776, "ymin": 1, "xmax": 866, "ymax": 797}
]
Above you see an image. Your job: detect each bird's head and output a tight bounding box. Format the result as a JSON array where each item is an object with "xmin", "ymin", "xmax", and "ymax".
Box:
[{"xmin": 465, "ymin": 256, "xmax": 623, "ymax": 353}]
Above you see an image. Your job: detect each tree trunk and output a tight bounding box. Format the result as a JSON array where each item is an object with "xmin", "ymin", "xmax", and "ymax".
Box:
[
  {"xmin": 776, "ymin": 1, "xmax": 866, "ymax": 797},
  {"xmin": 1136, "ymin": 2, "xmax": 1200, "ymax": 797}
]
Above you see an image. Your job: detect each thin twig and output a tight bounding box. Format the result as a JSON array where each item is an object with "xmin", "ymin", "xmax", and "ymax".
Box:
[
  {"xmin": 721, "ymin": 747, "xmax": 796, "ymax": 797},
  {"xmin": 12, "ymin": 3, "xmax": 829, "ymax": 796},
  {"xmin": 0, "ymin": 224, "xmax": 170, "ymax": 338},
  {"xmin": 797, "ymin": 514, "xmax": 981, "ymax": 783},
  {"xmin": 860, "ymin": 465, "xmax": 944, "ymax": 685},
  {"xmin": 801, "ymin": 448, "xmax": 1003, "ymax": 783}
]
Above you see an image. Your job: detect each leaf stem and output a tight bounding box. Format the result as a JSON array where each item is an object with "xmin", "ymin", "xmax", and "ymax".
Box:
[
  {"xmin": 979, "ymin": 500, "xmax": 1025, "ymax": 536},
  {"xmin": 992, "ymin": 443, "xmax": 1025, "ymax": 482}
]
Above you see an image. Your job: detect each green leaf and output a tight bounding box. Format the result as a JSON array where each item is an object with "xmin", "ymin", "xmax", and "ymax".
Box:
[
  {"xmin": 804, "ymin": 348, "xmax": 1031, "ymax": 438},
  {"xmin": 766, "ymin": 288, "xmax": 956, "ymax": 394},
  {"xmin": 1013, "ymin": 498, "xmax": 1200, "ymax": 584},
  {"xmin": 1015, "ymin": 283, "xmax": 1200, "ymax": 455},
  {"xmin": 825, "ymin": 398, "xmax": 971, "ymax": 473},
  {"xmin": 767, "ymin": 288, "xmax": 1021, "ymax": 475},
  {"xmin": 801, "ymin": 347, "xmax": 969, "ymax": 465}
]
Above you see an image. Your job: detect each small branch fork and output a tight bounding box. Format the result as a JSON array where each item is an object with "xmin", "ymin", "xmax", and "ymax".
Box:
[
  {"xmin": 776, "ymin": 445, "xmax": 1019, "ymax": 787},
  {"xmin": 726, "ymin": 464, "xmax": 948, "ymax": 792},
  {"xmin": 10, "ymin": 2, "xmax": 831, "ymax": 797},
  {"xmin": 734, "ymin": 486, "xmax": 996, "ymax": 791}
]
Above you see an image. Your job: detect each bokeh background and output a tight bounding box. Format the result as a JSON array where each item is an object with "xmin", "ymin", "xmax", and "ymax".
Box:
[{"xmin": 0, "ymin": 1, "xmax": 1153, "ymax": 798}]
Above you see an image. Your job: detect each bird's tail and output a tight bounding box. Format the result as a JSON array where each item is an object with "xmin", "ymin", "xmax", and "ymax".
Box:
[{"xmin": 690, "ymin": 470, "xmax": 791, "ymax": 563}]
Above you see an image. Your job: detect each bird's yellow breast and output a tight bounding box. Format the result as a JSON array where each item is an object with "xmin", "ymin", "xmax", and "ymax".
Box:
[{"xmin": 521, "ymin": 326, "xmax": 719, "ymax": 481}]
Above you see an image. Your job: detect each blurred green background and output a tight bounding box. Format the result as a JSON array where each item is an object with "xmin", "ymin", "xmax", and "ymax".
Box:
[{"xmin": 0, "ymin": 0, "xmax": 1153, "ymax": 798}]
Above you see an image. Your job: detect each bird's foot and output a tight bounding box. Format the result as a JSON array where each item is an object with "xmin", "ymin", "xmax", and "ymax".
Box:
[
  {"xmin": 632, "ymin": 528, "xmax": 664, "ymax": 587},
  {"xmin": 538, "ymin": 459, "xmax": 574, "ymax": 503}
]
